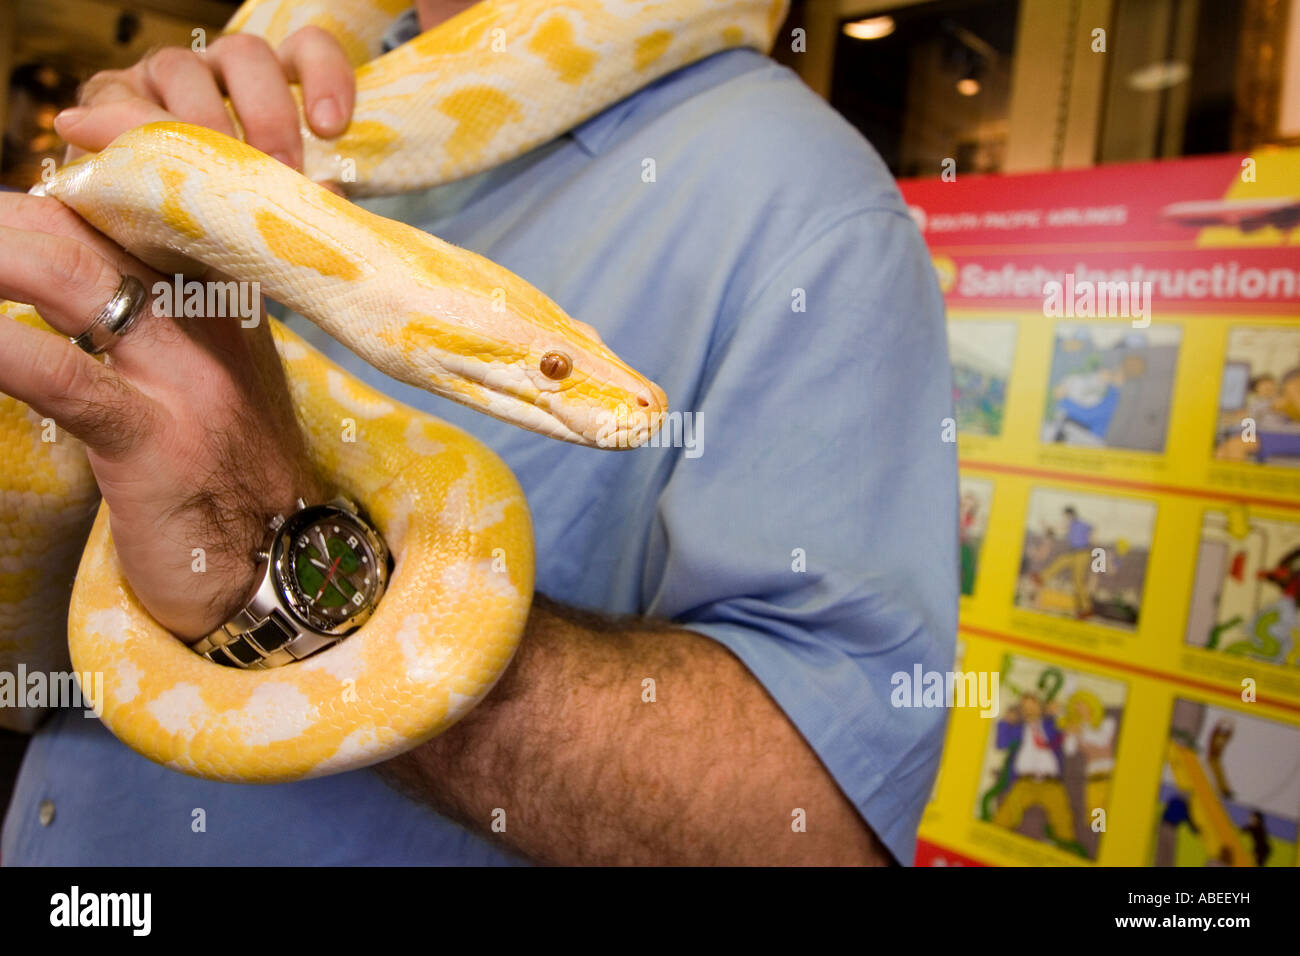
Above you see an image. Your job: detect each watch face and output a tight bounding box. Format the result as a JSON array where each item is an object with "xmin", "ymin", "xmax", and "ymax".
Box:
[{"xmin": 277, "ymin": 507, "xmax": 388, "ymax": 633}]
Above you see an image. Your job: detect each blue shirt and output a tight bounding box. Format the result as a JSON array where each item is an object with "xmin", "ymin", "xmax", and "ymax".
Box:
[{"xmin": 3, "ymin": 38, "xmax": 957, "ymax": 866}]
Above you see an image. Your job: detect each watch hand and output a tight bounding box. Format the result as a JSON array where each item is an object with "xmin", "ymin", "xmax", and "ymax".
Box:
[{"xmin": 314, "ymin": 555, "xmax": 343, "ymax": 602}]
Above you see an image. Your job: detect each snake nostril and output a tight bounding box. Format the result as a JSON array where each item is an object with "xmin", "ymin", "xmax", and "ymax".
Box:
[{"xmin": 636, "ymin": 394, "xmax": 650, "ymax": 408}]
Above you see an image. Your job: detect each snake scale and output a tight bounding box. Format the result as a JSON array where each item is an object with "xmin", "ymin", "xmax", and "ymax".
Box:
[{"xmin": 0, "ymin": 0, "xmax": 787, "ymax": 781}]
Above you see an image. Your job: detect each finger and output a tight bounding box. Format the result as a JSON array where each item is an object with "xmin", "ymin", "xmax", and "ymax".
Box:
[
  {"xmin": 56, "ymin": 71, "xmax": 145, "ymax": 160},
  {"xmin": 0, "ymin": 306, "xmax": 150, "ymax": 457},
  {"xmin": 0, "ymin": 193, "xmax": 152, "ymax": 278},
  {"xmin": 0, "ymin": 226, "xmax": 169, "ymax": 374},
  {"xmin": 0, "ymin": 194, "xmax": 255, "ymax": 375},
  {"xmin": 53, "ymin": 96, "xmax": 176, "ymax": 157},
  {"xmin": 202, "ymin": 34, "xmax": 302, "ymax": 169},
  {"xmin": 277, "ymin": 26, "xmax": 355, "ymax": 138},
  {"xmin": 138, "ymin": 47, "xmax": 239, "ymax": 139},
  {"xmin": 76, "ymin": 69, "xmax": 145, "ymax": 108}
]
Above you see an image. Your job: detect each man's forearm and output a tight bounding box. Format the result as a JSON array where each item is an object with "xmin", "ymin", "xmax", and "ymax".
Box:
[{"xmin": 381, "ymin": 595, "xmax": 891, "ymax": 865}]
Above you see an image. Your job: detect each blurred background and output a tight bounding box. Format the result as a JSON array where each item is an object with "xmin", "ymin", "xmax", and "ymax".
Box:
[{"xmin": 1, "ymin": 0, "xmax": 1297, "ymax": 189}]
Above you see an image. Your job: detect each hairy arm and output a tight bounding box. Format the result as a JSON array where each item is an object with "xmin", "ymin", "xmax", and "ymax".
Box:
[
  {"xmin": 381, "ymin": 210, "xmax": 954, "ymax": 868},
  {"xmin": 381, "ymin": 595, "xmax": 892, "ymax": 866}
]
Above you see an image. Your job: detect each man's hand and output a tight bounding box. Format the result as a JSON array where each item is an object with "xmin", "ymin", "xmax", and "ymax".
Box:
[
  {"xmin": 0, "ymin": 24, "xmax": 358, "ymax": 640},
  {"xmin": 53, "ymin": 27, "xmax": 355, "ymax": 173},
  {"xmin": 0, "ymin": 193, "xmax": 321, "ymax": 639}
]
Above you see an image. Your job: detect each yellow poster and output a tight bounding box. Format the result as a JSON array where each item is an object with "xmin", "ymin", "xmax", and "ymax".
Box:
[{"xmin": 901, "ymin": 149, "xmax": 1300, "ymax": 867}]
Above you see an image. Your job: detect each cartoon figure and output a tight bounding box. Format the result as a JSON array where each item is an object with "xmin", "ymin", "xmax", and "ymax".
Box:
[
  {"xmin": 1211, "ymin": 369, "xmax": 1294, "ymax": 463},
  {"xmin": 988, "ymin": 690, "xmax": 1081, "ymax": 852},
  {"xmin": 1243, "ymin": 810, "xmax": 1272, "ymax": 867},
  {"xmin": 1217, "ymin": 374, "xmax": 1283, "ymax": 462},
  {"xmin": 1021, "ymin": 526, "xmax": 1055, "ymax": 575},
  {"xmin": 1257, "ymin": 545, "xmax": 1300, "ymax": 600},
  {"xmin": 959, "ymin": 492, "xmax": 981, "ymax": 595},
  {"xmin": 1047, "ymin": 353, "xmax": 1147, "ymax": 446},
  {"xmin": 1207, "ymin": 720, "xmax": 1235, "ymax": 800},
  {"xmin": 1273, "ymin": 369, "xmax": 1300, "ymax": 424},
  {"xmin": 1220, "ymin": 546, "xmax": 1300, "ymax": 663},
  {"xmin": 1062, "ymin": 689, "xmax": 1117, "ymax": 817},
  {"xmin": 1246, "ymin": 374, "xmax": 1278, "ymax": 419},
  {"xmin": 1155, "ymin": 789, "xmax": 1201, "ymax": 866},
  {"xmin": 1034, "ymin": 506, "xmax": 1095, "ymax": 619},
  {"xmin": 1225, "ymin": 599, "xmax": 1297, "ymax": 664}
]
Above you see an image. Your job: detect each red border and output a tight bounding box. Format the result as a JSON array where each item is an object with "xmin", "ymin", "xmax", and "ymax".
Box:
[
  {"xmin": 959, "ymin": 623, "xmax": 1300, "ymax": 715},
  {"xmin": 961, "ymin": 458, "xmax": 1300, "ymax": 512},
  {"xmin": 914, "ymin": 838, "xmax": 990, "ymax": 867}
]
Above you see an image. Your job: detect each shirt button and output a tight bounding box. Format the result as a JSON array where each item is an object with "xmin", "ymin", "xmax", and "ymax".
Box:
[{"xmin": 39, "ymin": 800, "xmax": 55, "ymax": 827}]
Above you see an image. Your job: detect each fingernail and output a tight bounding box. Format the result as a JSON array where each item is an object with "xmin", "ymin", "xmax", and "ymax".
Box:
[
  {"xmin": 53, "ymin": 107, "xmax": 87, "ymax": 128},
  {"xmin": 270, "ymin": 150, "xmax": 298, "ymax": 170},
  {"xmin": 311, "ymin": 97, "xmax": 341, "ymax": 133}
]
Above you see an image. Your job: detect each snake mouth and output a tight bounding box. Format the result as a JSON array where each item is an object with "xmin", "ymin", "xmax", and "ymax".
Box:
[
  {"xmin": 428, "ymin": 352, "xmax": 668, "ymax": 449},
  {"xmin": 431, "ymin": 367, "xmax": 666, "ymax": 449}
]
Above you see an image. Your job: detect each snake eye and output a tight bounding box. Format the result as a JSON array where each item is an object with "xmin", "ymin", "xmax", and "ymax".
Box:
[{"xmin": 540, "ymin": 351, "xmax": 572, "ymax": 380}]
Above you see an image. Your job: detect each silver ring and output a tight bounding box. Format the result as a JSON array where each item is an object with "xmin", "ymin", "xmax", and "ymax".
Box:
[{"xmin": 70, "ymin": 274, "xmax": 148, "ymax": 356}]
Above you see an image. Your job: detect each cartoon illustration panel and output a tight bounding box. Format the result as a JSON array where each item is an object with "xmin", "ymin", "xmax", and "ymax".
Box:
[
  {"xmin": 1016, "ymin": 486, "xmax": 1157, "ymax": 630},
  {"xmin": 1185, "ymin": 504, "xmax": 1300, "ymax": 666},
  {"xmin": 1215, "ymin": 326, "xmax": 1300, "ymax": 468},
  {"xmin": 975, "ymin": 653, "xmax": 1126, "ymax": 861},
  {"xmin": 1041, "ymin": 323, "xmax": 1182, "ymax": 453},
  {"xmin": 1151, "ymin": 699, "xmax": 1300, "ymax": 867},
  {"xmin": 949, "ymin": 320, "xmax": 1018, "ymax": 437}
]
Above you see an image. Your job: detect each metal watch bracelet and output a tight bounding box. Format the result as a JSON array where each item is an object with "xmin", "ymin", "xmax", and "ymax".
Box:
[
  {"xmin": 191, "ymin": 608, "xmax": 332, "ymax": 669},
  {"xmin": 192, "ymin": 496, "xmax": 389, "ymax": 669}
]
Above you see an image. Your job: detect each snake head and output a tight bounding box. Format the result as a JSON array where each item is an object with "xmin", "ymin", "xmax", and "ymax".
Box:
[
  {"xmin": 393, "ymin": 305, "xmax": 669, "ymax": 449},
  {"xmin": 343, "ymin": 204, "xmax": 669, "ymax": 449},
  {"xmin": 525, "ymin": 321, "xmax": 670, "ymax": 449}
]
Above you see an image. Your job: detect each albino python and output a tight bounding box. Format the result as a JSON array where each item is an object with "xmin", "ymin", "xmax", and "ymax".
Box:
[{"xmin": 0, "ymin": 0, "xmax": 786, "ymax": 782}]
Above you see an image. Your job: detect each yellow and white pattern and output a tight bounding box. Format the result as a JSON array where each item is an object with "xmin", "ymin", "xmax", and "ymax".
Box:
[{"xmin": 0, "ymin": 0, "xmax": 787, "ymax": 781}]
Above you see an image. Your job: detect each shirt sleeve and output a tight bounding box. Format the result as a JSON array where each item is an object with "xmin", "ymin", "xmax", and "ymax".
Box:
[{"xmin": 642, "ymin": 207, "xmax": 959, "ymax": 864}]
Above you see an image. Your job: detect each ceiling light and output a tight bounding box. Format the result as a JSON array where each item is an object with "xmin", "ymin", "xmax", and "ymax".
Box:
[
  {"xmin": 1126, "ymin": 61, "xmax": 1190, "ymax": 91},
  {"xmin": 843, "ymin": 16, "xmax": 896, "ymax": 40},
  {"xmin": 956, "ymin": 77, "xmax": 981, "ymax": 96}
]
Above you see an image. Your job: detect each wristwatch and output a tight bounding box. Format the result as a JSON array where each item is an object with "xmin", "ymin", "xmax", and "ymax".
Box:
[{"xmin": 192, "ymin": 496, "xmax": 391, "ymax": 669}]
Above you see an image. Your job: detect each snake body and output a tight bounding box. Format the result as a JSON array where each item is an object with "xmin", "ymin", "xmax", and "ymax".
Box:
[{"xmin": 0, "ymin": 0, "xmax": 786, "ymax": 781}]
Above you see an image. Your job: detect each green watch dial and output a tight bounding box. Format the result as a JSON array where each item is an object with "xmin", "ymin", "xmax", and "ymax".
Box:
[
  {"xmin": 281, "ymin": 511, "xmax": 386, "ymax": 630},
  {"xmin": 295, "ymin": 536, "xmax": 361, "ymax": 608}
]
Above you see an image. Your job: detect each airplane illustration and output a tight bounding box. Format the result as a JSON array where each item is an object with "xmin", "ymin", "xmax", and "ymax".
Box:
[{"xmin": 1160, "ymin": 198, "xmax": 1300, "ymax": 233}]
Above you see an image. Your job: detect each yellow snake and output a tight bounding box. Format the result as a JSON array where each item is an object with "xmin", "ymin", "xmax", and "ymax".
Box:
[{"xmin": 0, "ymin": 0, "xmax": 786, "ymax": 782}]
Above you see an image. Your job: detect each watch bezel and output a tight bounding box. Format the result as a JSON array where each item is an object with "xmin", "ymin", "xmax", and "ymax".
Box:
[{"xmin": 269, "ymin": 501, "xmax": 390, "ymax": 637}]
